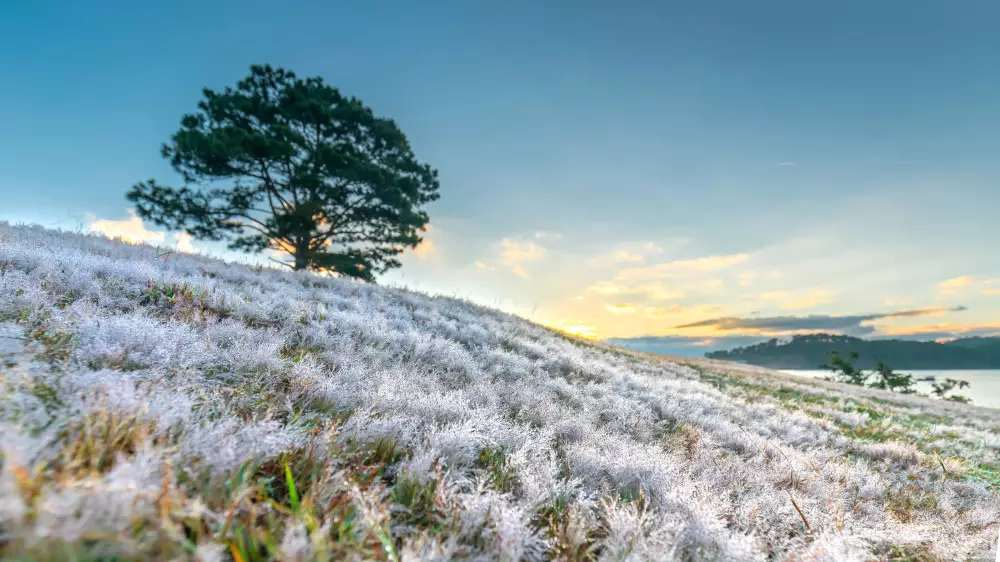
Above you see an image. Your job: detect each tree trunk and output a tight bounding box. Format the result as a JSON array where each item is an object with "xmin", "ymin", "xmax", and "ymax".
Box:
[{"xmin": 293, "ymin": 239, "xmax": 310, "ymax": 270}]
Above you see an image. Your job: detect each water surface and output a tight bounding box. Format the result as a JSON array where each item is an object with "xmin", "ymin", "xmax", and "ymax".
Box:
[{"xmin": 779, "ymin": 369, "xmax": 1000, "ymax": 409}]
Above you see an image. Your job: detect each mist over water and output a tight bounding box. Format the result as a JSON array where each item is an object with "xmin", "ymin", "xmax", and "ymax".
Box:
[{"xmin": 781, "ymin": 369, "xmax": 1000, "ymax": 409}]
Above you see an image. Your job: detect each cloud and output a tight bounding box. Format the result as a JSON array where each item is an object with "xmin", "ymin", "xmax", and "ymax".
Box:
[
  {"xmin": 584, "ymin": 280, "xmax": 685, "ymax": 301},
  {"xmin": 876, "ymin": 323, "xmax": 1000, "ymax": 340},
  {"xmin": 615, "ymin": 253, "xmax": 749, "ymax": 283},
  {"xmin": 500, "ymin": 239, "xmax": 544, "ymax": 263},
  {"xmin": 585, "ymin": 281, "xmax": 629, "ymax": 296},
  {"xmin": 612, "ymin": 250, "xmax": 645, "ymax": 263},
  {"xmin": 938, "ymin": 276, "xmax": 1000, "ymax": 297},
  {"xmin": 604, "ymin": 303, "xmax": 637, "ymax": 314},
  {"xmin": 645, "ymin": 304, "xmax": 724, "ymax": 318},
  {"xmin": 413, "ymin": 239, "xmax": 435, "ymax": 260},
  {"xmin": 87, "ymin": 209, "xmax": 166, "ymax": 245},
  {"xmin": 174, "ymin": 232, "xmax": 196, "ymax": 254},
  {"xmin": 646, "ymin": 305, "xmax": 686, "ymax": 318},
  {"xmin": 939, "ymin": 276, "xmax": 974, "ymax": 296},
  {"xmin": 411, "ymin": 226, "xmax": 437, "ymax": 260},
  {"xmin": 775, "ymin": 161, "xmax": 796, "ymax": 167},
  {"xmin": 479, "ymin": 238, "xmax": 546, "ymax": 278},
  {"xmin": 585, "ymin": 241, "xmax": 667, "ymax": 268},
  {"xmin": 606, "ymin": 335, "xmax": 772, "ymax": 357},
  {"xmin": 781, "ymin": 290, "xmax": 832, "ymax": 311},
  {"xmin": 609, "ymin": 318, "xmax": 1000, "ymax": 357},
  {"xmin": 738, "ymin": 271, "xmax": 757, "ymax": 287},
  {"xmin": 87, "ymin": 209, "xmax": 197, "ymax": 253},
  {"xmin": 676, "ymin": 306, "xmax": 968, "ymax": 335},
  {"xmin": 745, "ymin": 288, "xmax": 832, "ymax": 311}
]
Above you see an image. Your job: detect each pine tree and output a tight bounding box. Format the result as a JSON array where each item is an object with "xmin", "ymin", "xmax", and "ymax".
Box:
[{"xmin": 128, "ymin": 64, "xmax": 440, "ymax": 281}]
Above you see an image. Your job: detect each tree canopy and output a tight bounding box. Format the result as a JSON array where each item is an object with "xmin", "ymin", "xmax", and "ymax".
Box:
[{"xmin": 128, "ymin": 64, "xmax": 440, "ymax": 281}]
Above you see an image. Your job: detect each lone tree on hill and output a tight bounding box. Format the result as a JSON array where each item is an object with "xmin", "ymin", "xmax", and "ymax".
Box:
[{"xmin": 128, "ymin": 64, "xmax": 440, "ymax": 281}]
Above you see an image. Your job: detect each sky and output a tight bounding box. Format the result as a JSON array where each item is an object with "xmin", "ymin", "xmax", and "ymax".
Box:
[{"xmin": 2, "ymin": 0, "xmax": 999, "ymax": 355}]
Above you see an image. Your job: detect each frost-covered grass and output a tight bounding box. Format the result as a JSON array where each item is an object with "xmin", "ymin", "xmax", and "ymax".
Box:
[{"xmin": 1, "ymin": 223, "xmax": 998, "ymax": 561}]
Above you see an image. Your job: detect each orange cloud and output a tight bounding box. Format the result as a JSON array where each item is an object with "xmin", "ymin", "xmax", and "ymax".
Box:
[
  {"xmin": 413, "ymin": 239, "xmax": 436, "ymax": 260},
  {"xmin": 87, "ymin": 209, "xmax": 166, "ymax": 245},
  {"xmin": 878, "ymin": 322, "xmax": 1000, "ymax": 337},
  {"xmin": 604, "ymin": 303, "xmax": 637, "ymax": 314},
  {"xmin": 410, "ymin": 225, "xmax": 437, "ymax": 260},
  {"xmin": 87, "ymin": 209, "xmax": 198, "ymax": 253},
  {"xmin": 499, "ymin": 238, "xmax": 545, "ymax": 278},
  {"xmin": 938, "ymin": 276, "xmax": 974, "ymax": 296}
]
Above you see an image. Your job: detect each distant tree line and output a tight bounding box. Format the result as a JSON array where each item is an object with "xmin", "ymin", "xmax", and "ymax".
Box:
[{"xmin": 706, "ymin": 333, "xmax": 1000, "ymax": 369}]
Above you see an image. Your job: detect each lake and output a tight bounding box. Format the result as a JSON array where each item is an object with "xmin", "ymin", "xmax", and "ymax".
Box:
[{"xmin": 779, "ymin": 369, "xmax": 1000, "ymax": 410}]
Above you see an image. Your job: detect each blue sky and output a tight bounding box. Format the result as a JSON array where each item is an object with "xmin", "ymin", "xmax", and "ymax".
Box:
[{"xmin": 3, "ymin": 1, "xmax": 1000, "ymax": 354}]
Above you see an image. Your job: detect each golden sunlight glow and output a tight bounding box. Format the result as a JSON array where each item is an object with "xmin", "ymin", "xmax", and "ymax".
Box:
[{"xmin": 557, "ymin": 324, "xmax": 600, "ymax": 339}]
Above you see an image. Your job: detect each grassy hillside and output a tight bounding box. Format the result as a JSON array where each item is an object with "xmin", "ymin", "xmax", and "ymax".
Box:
[{"xmin": 1, "ymin": 224, "xmax": 998, "ymax": 561}]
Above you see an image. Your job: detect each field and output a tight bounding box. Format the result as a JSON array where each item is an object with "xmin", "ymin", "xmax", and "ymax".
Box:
[{"xmin": 1, "ymin": 223, "xmax": 998, "ymax": 561}]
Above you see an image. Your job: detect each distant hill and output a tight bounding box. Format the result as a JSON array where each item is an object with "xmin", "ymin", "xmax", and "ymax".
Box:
[{"xmin": 706, "ymin": 333, "xmax": 1000, "ymax": 369}]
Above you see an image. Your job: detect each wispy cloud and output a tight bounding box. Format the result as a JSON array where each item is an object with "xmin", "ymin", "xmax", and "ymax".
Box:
[
  {"xmin": 604, "ymin": 303, "xmax": 637, "ymax": 314},
  {"xmin": 614, "ymin": 253, "xmax": 750, "ymax": 283},
  {"xmin": 775, "ymin": 161, "xmax": 796, "ymax": 167},
  {"xmin": 876, "ymin": 322, "xmax": 1000, "ymax": 339},
  {"xmin": 498, "ymin": 238, "xmax": 546, "ymax": 278},
  {"xmin": 611, "ymin": 250, "xmax": 645, "ymax": 263},
  {"xmin": 646, "ymin": 304, "xmax": 724, "ymax": 318},
  {"xmin": 584, "ymin": 241, "xmax": 668, "ymax": 268},
  {"xmin": 676, "ymin": 306, "xmax": 967, "ymax": 335},
  {"xmin": 939, "ymin": 276, "xmax": 974, "ymax": 296},
  {"xmin": 938, "ymin": 276, "xmax": 1000, "ymax": 298},
  {"xmin": 585, "ymin": 280, "xmax": 685, "ymax": 301}
]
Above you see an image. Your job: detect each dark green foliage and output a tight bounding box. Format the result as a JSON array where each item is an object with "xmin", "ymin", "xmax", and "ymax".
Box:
[
  {"xmin": 128, "ymin": 64, "xmax": 440, "ymax": 281},
  {"xmin": 821, "ymin": 351, "xmax": 869, "ymax": 386},
  {"xmin": 707, "ymin": 333, "xmax": 1000, "ymax": 369},
  {"xmin": 823, "ymin": 351, "xmax": 916, "ymax": 393},
  {"xmin": 866, "ymin": 362, "xmax": 918, "ymax": 394},
  {"xmin": 930, "ymin": 378, "xmax": 971, "ymax": 403},
  {"xmin": 822, "ymin": 351, "xmax": 975, "ymax": 403}
]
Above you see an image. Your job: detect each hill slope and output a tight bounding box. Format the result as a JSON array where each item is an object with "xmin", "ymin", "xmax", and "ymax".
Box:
[
  {"xmin": 706, "ymin": 333, "xmax": 1000, "ymax": 369},
  {"xmin": 1, "ymin": 224, "xmax": 998, "ymax": 561}
]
